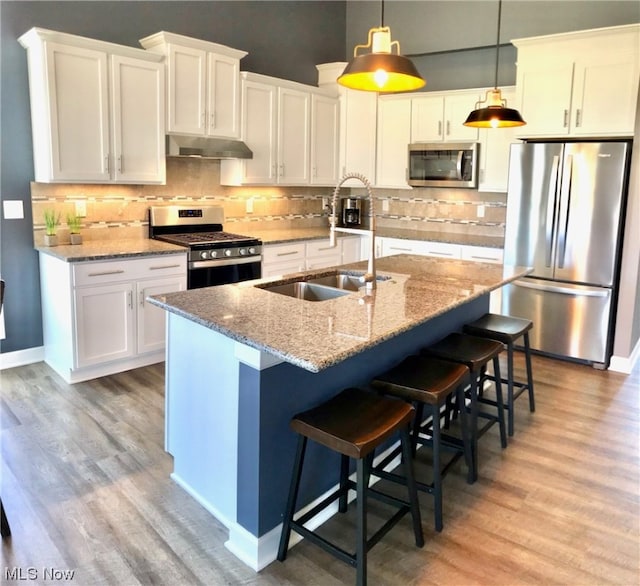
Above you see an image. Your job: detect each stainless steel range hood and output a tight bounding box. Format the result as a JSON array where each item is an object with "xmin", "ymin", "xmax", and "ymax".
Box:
[{"xmin": 166, "ymin": 135, "xmax": 253, "ymax": 159}]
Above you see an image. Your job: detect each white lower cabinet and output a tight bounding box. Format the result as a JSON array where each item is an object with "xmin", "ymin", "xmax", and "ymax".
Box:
[
  {"xmin": 376, "ymin": 236, "xmax": 503, "ymax": 264},
  {"xmin": 262, "ymin": 236, "xmax": 364, "ymax": 278},
  {"xmin": 39, "ymin": 252, "xmax": 186, "ymax": 383}
]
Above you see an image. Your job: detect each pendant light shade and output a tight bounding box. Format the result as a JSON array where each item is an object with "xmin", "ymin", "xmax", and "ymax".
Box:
[
  {"xmin": 338, "ymin": 4, "xmax": 425, "ymax": 93},
  {"xmin": 464, "ymin": 0, "xmax": 526, "ymax": 128}
]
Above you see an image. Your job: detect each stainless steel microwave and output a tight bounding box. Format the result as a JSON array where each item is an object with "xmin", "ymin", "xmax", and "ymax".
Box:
[{"xmin": 408, "ymin": 142, "xmax": 479, "ymax": 188}]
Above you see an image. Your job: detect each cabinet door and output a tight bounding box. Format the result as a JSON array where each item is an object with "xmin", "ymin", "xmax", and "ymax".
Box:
[
  {"xmin": 342, "ymin": 236, "xmax": 362, "ymax": 264},
  {"xmin": 111, "ymin": 55, "xmax": 166, "ymax": 183},
  {"xmin": 310, "ymin": 94, "xmax": 339, "ymax": 185},
  {"xmin": 44, "ymin": 42, "xmax": 110, "ymax": 182},
  {"xmin": 444, "ymin": 93, "xmax": 480, "ymax": 141},
  {"xmin": 207, "ymin": 53, "xmax": 241, "ymax": 138},
  {"xmin": 376, "ymin": 97, "xmax": 411, "ymax": 188},
  {"xmin": 74, "ymin": 282, "xmax": 135, "ymax": 367},
  {"xmin": 136, "ymin": 276, "xmax": 186, "ymax": 355},
  {"xmin": 479, "ymin": 88, "xmax": 519, "ymax": 192},
  {"xmin": 278, "ymin": 87, "xmax": 310, "ymax": 185},
  {"xmin": 516, "ymin": 63, "xmax": 574, "ymax": 137},
  {"xmin": 411, "ymin": 95, "xmax": 444, "ymax": 142},
  {"xmin": 571, "ymin": 52, "xmax": 639, "ymax": 136},
  {"xmin": 241, "ymin": 80, "xmax": 277, "ymax": 184},
  {"xmin": 340, "ymin": 89, "xmax": 377, "ymax": 185},
  {"xmin": 166, "ymin": 44, "xmax": 207, "ymax": 135}
]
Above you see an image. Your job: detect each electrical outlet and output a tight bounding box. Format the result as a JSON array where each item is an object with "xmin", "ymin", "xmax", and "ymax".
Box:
[
  {"xmin": 477, "ymin": 204, "xmax": 485, "ymax": 218},
  {"xmin": 246, "ymin": 198, "xmax": 254, "ymax": 213},
  {"xmin": 322, "ymin": 196, "xmax": 329, "ymax": 210},
  {"xmin": 75, "ymin": 200, "xmax": 87, "ymax": 217},
  {"xmin": 382, "ymin": 199, "xmax": 390, "ymax": 213}
]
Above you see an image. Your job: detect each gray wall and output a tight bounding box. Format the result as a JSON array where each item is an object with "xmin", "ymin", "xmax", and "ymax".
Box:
[
  {"xmin": 0, "ymin": 0, "xmax": 346, "ymax": 353},
  {"xmin": 347, "ymin": 0, "xmax": 640, "ymax": 91}
]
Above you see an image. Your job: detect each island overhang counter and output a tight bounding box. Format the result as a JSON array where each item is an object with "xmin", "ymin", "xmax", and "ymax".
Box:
[{"xmin": 148, "ymin": 254, "xmax": 531, "ymax": 571}]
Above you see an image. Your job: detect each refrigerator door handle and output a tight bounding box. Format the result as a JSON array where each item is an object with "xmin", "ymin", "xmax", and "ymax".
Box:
[
  {"xmin": 545, "ymin": 155, "xmax": 561, "ymax": 267},
  {"xmin": 513, "ymin": 279, "xmax": 609, "ymax": 298},
  {"xmin": 556, "ymin": 155, "xmax": 573, "ymax": 269}
]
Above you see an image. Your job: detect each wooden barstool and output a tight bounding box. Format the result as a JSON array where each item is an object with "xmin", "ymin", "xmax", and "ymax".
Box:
[
  {"xmin": 464, "ymin": 313, "xmax": 536, "ymax": 436},
  {"xmin": 370, "ymin": 355, "xmax": 473, "ymax": 532},
  {"xmin": 422, "ymin": 333, "xmax": 507, "ymax": 482},
  {"xmin": 277, "ymin": 387, "xmax": 424, "ymax": 586}
]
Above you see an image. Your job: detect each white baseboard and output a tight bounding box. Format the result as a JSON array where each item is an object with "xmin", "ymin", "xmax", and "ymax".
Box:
[
  {"xmin": 0, "ymin": 346, "xmax": 44, "ymax": 370},
  {"xmin": 609, "ymin": 338, "xmax": 640, "ymax": 374}
]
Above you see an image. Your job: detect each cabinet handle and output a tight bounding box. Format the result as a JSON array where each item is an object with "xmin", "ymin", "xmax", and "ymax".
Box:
[
  {"xmin": 128, "ymin": 291, "xmax": 133, "ymax": 309},
  {"xmin": 468, "ymin": 255, "xmax": 498, "ymax": 261},
  {"xmin": 87, "ymin": 269, "xmax": 125, "ymax": 277},
  {"xmin": 104, "ymin": 155, "xmax": 110, "ymax": 173},
  {"xmin": 390, "ymin": 246, "xmax": 412, "ymax": 252},
  {"xmin": 139, "ymin": 291, "xmax": 145, "ymax": 306},
  {"xmin": 315, "ymin": 246, "xmax": 333, "ymax": 252},
  {"xmin": 149, "ymin": 264, "xmax": 181, "ymax": 270},
  {"xmin": 279, "ymin": 163, "xmax": 285, "ymax": 176},
  {"xmin": 210, "ymin": 112, "xmax": 215, "ymax": 129},
  {"xmin": 276, "ymin": 251, "xmax": 300, "ymax": 257},
  {"xmin": 438, "ymin": 121, "xmax": 442, "ymax": 136},
  {"xmin": 575, "ymin": 109, "xmax": 581, "ymax": 127},
  {"xmin": 563, "ymin": 109, "xmax": 569, "ymax": 128},
  {"xmin": 446, "ymin": 121, "xmax": 450, "ymax": 135},
  {"xmin": 117, "ymin": 156, "xmax": 122, "ymax": 173}
]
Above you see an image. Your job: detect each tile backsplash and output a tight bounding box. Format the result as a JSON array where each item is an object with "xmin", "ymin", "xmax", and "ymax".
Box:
[{"xmin": 31, "ymin": 158, "xmax": 506, "ymax": 245}]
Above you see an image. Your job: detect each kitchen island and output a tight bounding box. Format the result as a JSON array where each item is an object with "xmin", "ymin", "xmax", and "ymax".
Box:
[{"xmin": 148, "ymin": 254, "xmax": 530, "ymax": 570}]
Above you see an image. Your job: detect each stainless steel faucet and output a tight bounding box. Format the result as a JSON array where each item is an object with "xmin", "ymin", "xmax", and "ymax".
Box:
[{"xmin": 329, "ymin": 172, "xmax": 376, "ymax": 291}]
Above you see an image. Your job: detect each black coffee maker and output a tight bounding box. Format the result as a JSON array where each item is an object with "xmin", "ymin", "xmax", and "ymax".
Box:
[{"xmin": 341, "ymin": 198, "xmax": 361, "ymax": 227}]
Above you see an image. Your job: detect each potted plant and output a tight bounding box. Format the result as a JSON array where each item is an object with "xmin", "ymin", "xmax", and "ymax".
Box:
[
  {"xmin": 43, "ymin": 210, "xmax": 60, "ymax": 246},
  {"xmin": 67, "ymin": 213, "xmax": 83, "ymax": 245}
]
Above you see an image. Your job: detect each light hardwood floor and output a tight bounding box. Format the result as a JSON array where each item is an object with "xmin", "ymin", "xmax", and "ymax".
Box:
[{"xmin": 1, "ymin": 353, "xmax": 638, "ymax": 585}]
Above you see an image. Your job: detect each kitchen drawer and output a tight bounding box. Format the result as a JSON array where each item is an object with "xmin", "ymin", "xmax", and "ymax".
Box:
[
  {"xmin": 461, "ymin": 246, "xmax": 504, "ymax": 264},
  {"xmin": 262, "ymin": 242, "xmax": 306, "ymax": 264},
  {"xmin": 420, "ymin": 241, "xmax": 462, "ymax": 259},
  {"xmin": 73, "ymin": 254, "xmax": 186, "ymax": 286},
  {"xmin": 306, "ymin": 238, "xmax": 339, "ymax": 258}
]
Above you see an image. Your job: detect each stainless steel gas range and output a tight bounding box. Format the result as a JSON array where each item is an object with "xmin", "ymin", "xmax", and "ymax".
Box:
[{"xmin": 149, "ymin": 205, "xmax": 262, "ymax": 289}]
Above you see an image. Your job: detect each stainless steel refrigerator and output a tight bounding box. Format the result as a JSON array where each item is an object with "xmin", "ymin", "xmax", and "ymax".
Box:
[{"xmin": 501, "ymin": 141, "xmax": 631, "ymax": 368}]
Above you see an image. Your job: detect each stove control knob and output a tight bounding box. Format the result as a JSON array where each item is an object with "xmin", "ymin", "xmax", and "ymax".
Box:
[
  {"xmin": 200, "ymin": 251, "xmax": 208, "ymax": 259},
  {"xmin": 248, "ymin": 247, "xmax": 256, "ymax": 255},
  {"xmin": 210, "ymin": 250, "xmax": 218, "ymax": 258},
  {"xmin": 239, "ymin": 248, "xmax": 246, "ymax": 256},
  {"xmin": 224, "ymin": 249, "xmax": 233, "ymax": 257}
]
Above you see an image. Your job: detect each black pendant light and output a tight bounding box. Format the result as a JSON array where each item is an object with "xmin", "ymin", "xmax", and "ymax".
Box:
[
  {"xmin": 464, "ymin": 0, "xmax": 526, "ymax": 128},
  {"xmin": 338, "ymin": 0, "xmax": 425, "ymax": 93}
]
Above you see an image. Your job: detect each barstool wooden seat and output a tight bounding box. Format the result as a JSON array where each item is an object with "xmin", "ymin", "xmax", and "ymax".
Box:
[
  {"xmin": 370, "ymin": 355, "xmax": 473, "ymax": 532},
  {"xmin": 422, "ymin": 333, "xmax": 507, "ymax": 482},
  {"xmin": 464, "ymin": 313, "xmax": 535, "ymax": 436},
  {"xmin": 277, "ymin": 387, "xmax": 424, "ymax": 586}
]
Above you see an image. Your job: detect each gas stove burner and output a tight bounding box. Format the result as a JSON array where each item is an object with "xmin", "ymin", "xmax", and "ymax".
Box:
[{"xmin": 158, "ymin": 231, "xmax": 259, "ymax": 247}]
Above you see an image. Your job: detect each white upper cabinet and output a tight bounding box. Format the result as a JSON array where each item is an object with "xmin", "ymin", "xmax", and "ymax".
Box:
[
  {"xmin": 376, "ymin": 95, "xmax": 412, "ymax": 189},
  {"xmin": 139, "ymin": 32, "xmax": 247, "ymax": 139},
  {"xmin": 310, "ymin": 94, "xmax": 340, "ymax": 185},
  {"xmin": 19, "ymin": 27, "xmax": 165, "ymax": 184},
  {"xmin": 411, "ymin": 90, "xmax": 480, "ymax": 143},
  {"xmin": 221, "ymin": 72, "xmax": 338, "ymax": 186},
  {"xmin": 514, "ymin": 24, "xmax": 640, "ymax": 138}
]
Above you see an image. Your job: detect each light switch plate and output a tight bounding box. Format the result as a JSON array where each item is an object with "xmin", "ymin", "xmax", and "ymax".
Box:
[
  {"xmin": 382, "ymin": 199, "xmax": 390, "ymax": 213},
  {"xmin": 3, "ymin": 200, "xmax": 24, "ymax": 219},
  {"xmin": 246, "ymin": 198, "xmax": 253, "ymax": 213},
  {"xmin": 477, "ymin": 204, "xmax": 485, "ymax": 218}
]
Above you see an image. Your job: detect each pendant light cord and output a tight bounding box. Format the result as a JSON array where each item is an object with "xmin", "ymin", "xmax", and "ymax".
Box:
[
  {"xmin": 380, "ymin": 0, "xmax": 385, "ymax": 27},
  {"xmin": 494, "ymin": 0, "xmax": 502, "ymax": 89}
]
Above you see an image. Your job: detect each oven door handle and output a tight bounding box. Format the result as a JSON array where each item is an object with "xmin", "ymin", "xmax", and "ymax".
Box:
[{"xmin": 189, "ymin": 255, "xmax": 262, "ymax": 270}]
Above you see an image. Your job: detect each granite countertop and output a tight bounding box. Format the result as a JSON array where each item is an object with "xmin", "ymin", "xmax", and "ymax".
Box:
[
  {"xmin": 35, "ymin": 239, "xmax": 187, "ymax": 262},
  {"xmin": 148, "ymin": 255, "xmax": 530, "ymax": 373}
]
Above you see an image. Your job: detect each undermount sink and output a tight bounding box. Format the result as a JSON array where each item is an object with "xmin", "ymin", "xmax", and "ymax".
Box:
[
  {"xmin": 260, "ymin": 281, "xmax": 350, "ymax": 302},
  {"xmin": 257, "ymin": 272, "xmax": 392, "ymax": 301}
]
